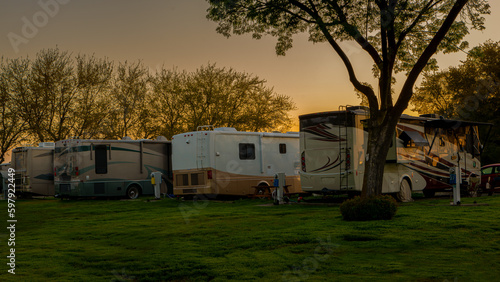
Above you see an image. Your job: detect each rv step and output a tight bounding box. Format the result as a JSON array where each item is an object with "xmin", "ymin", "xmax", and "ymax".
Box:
[{"xmin": 339, "ymin": 187, "xmax": 354, "ymax": 190}]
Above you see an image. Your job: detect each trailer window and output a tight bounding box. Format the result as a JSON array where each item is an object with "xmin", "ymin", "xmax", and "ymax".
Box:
[
  {"xmin": 279, "ymin": 144, "xmax": 287, "ymax": 154},
  {"xmin": 239, "ymin": 143, "xmax": 255, "ymax": 160},
  {"xmin": 176, "ymin": 174, "xmax": 189, "ymax": 186},
  {"xmin": 94, "ymin": 145, "xmax": 108, "ymax": 174},
  {"xmin": 191, "ymin": 173, "xmax": 205, "ymax": 185}
]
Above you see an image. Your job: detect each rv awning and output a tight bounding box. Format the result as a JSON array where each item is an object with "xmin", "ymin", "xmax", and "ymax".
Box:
[
  {"xmin": 400, "ymin": 131, "xmax": 429, "ymax": 147},
  {"xmin": 425, "ymin": 119, "xmax": 493, "ymax": 129}
]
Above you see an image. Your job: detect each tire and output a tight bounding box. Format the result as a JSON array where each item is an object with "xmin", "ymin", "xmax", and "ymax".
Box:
[
  {"xmin": 397, "ymin": 179, "xmax": 413, "ymax": 202},
  {"xmin": 256, "ymin": 183, "xmax": 269, "ymax": 195},
  {"xmin": 422, "ymin": 189, "xmax": 435, "ymax": 198},
  {"xmin": 126, "ymin": 185, "xmax": 140, "ymax": 199}
]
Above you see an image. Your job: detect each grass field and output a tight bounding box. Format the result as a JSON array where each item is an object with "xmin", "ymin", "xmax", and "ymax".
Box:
[{"xmin": 1, "ymin": 194, "xmax": 500, "ymax": 281}]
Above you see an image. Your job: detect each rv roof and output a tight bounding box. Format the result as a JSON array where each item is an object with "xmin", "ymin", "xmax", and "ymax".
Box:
[
  {"xmin": 299, "ymin": 107, "xmax": 369, "ymax": 120},
  {"xmin": 56, "ymin": 139, "xmax": 170, "ymax": 144},
  {"xmin": 173, "ymin": 130, "xmax": 298, "ymax": 138},
  {"xmin": 38, "ymin": 142, "xmax": 55, "ymax": 148},
  {"xmin": 214, "ymin": 127, "xmax": 238, "ymax": 132}
]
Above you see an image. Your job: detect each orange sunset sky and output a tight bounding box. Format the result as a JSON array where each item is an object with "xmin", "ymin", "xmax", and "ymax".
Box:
[{"xmin": 1, "ymin": 0, "xmax": 499, "ymax": 132}]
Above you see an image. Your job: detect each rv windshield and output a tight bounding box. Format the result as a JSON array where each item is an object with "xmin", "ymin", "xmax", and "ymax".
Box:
[
  {"xmin": 14, "ymin": 151, "xmax": 24, "ymax": 170},
  {"xmin": 300, "ymin": 112, "xmax": 358, "ymax": 130},
  {"xmin": 54, "ymin": 141, "xmax": 82, "ymax": 181}
]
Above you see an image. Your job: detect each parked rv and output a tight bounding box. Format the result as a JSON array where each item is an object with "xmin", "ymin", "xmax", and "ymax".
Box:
[
  {"xmin": 0, "ymin": 163, "xmax": 12, "ymax": 199},
  {"xmin": 172, "ymin": 126, "xmax": 302, "ymax": 197},
  {"xmin": 11, "ymin": 143, "xmax": 55, "ymax": 197},
  {"xmin": 54, "ymin": 137, "xmax": 172, "ymax": 199},
  {"xmin": 0, "ymin": 163, "xmax": 10, "ymax": 171},
  {"xmin": 299, "ymin": 106, "xmax": 490, "ymax": 201}
]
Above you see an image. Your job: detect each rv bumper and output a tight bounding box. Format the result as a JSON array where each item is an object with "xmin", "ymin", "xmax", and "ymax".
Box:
[
  {"xmin": 300, "ymin": 173, "xmax": 348, "ymax": 193},
  {"xmin": 55, "ymin": 182, "xmax": 81, "ymax": 197},
  {"xmin": 174, "ymin": 185, "xmax": 214, "ymax": 196}
]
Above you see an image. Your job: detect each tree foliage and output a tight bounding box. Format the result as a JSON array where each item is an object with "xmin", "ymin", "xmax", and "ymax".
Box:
[
  {"xmin": 182, "ymin": 64, "xmax": 296, "ymax": 132},
  {"xmin": 150, "ymin": 63, "xmax": 296, "ymax": 136},
  {"xmin": 412, "ymin": 40, "xmax": 500, "ymax": 164},
  {"xmin": 0, "ymin": 49, "xmax": 296, "ymax": 162},
  {"xmin": 0, "ymin": 58, "xmax": 28, "ymax": 163},
  {"xmin": 110, "ymin": 61, "xmax": 150, "ymax": 139},
  {"xmin": 73, "ymin": 54, "xmax": 114, "ymax": 139},
  {"xmin": 207, "ymin": 0, "xmax": 490, "ymax": 197}
]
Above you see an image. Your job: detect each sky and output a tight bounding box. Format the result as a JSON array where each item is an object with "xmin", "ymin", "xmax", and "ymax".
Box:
[{"xmin": 1, "ymin": 0, "xmax": 499, "ymax": 131}]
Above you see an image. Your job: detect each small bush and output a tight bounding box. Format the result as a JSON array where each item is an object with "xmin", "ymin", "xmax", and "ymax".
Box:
[{"xmin": 340, "ymin": 195, "xmax": 398, "ymax": 221}]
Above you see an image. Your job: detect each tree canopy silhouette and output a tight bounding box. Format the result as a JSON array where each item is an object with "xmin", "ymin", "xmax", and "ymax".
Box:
[{"xmin": 207, "ymin": 0, "xmax": 490, "ymax": 197}]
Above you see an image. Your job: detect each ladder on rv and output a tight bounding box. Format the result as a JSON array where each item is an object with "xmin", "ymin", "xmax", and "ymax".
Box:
[
  {"xmin": 338, "ymin": 106, "xmax": 351, "ymax": 191},
  {"xmin": 196, "ymin": 125, "xmax": 213, "ymax": 169}
]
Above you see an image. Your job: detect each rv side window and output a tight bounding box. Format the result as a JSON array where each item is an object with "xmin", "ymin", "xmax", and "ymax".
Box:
[
  {"xmin": 239, "ymin": 143, "xmax": 255, "ymax": 160},
  {"xmin": 95, "ymin": 145, "xmax": 108, "ymax": 174},
  {"xmin": 279, "ymin": 143, "xmax": 287, "ymax": 154}
]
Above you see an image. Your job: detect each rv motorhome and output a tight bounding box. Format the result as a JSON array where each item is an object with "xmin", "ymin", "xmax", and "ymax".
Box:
[
  {"xmin": 12, "ymin": 143, "xmax": 55, "ymax": 197},
  {"xmin": 54, "ymin": 138, "xmax": 172, "ymax": 199},
  {"xmin": 0, "ymin": 163, "xmax": 12, "ymax": 199},
  {"xmin": 172, "ymin": 126, "xmax": 303, "ymax": 197},
  {"xmin": 299, "ymin": 106, "xmax": 489, "ymax": 201}
]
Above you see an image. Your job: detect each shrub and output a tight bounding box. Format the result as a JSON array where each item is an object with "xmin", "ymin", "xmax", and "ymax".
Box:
[{"xmin": 340, "ymin": 195, "xmax": 398, "ymax": 221}]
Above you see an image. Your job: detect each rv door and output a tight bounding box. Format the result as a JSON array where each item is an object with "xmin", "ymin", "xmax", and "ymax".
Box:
[{"xmin": 196, "ymin": 132, "xmax": 210, "ymax": 169}]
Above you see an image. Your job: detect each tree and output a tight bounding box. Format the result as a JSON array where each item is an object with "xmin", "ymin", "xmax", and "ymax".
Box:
[
  {"xmin": 0, "ymin": 58, "xmax": 29, "ymax": 163},
  {"xmin": 182, "ymin": 64, "xmax": 296, "ymax": 132},
  {"xmin": 5, "ymin": 49, "xmax": 117, "ymax": 144},
  {"xmin": 109, "ymin": 61, "xmax": 150, "ymax": 139},
  {"xmin": 72, "ymin": 54, "xmax": 114, "ymax": 139},
  {"xmin": 412, "ymin": 40, "xmax": 500, "ymax": 164},
  {"xmin": 149, "ymin": 67, "xmax": 189, "ymax": 139},
  {"xmin": 26, "ymin": 48, "xmax": 76, "ymax": 142},
  {"xmin": 207, "ymin": 0, "xmax": 490, "ymax": 198},
  {"xmin": 149, "ymin": 64, "xmax": 296, "ymax": 138}
]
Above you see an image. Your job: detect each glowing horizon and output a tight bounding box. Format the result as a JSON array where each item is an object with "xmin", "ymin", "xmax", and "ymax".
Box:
[{"xmin": 1, "ymin": 0, "xmax": 498, "ymax": 135}]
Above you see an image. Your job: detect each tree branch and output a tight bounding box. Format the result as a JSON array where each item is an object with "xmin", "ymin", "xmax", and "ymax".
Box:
[
  {"xmin": 395, "ymin": 0, "xmax": 469, "ymax": 116},
  {"xmin": 395, "ymin": 0, "xmax": 441, "ymax": 51},
  {"xmin": 288, "ymin": 0, "xmax": 379, "ymax": 112},
  {"xmin": 323, "ymin": 0, "xmax": 383, "ymax": 67}
]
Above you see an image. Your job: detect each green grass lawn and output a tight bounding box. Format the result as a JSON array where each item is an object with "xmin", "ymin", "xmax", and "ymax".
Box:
[{"xmin": 1, "ymin": 195, "xmax": 500, "ymax": 281}]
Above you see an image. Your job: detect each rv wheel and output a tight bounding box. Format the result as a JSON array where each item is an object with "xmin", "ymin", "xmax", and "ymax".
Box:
[
  {"xmin": 126, "ymin": 185, "xmax": 141, "ymax": 199},
  {"xmin": 255, "ymin": 183, "xmax": 271, "ymax": 196},
  {"xmin": 397, "ymin": 179, "xmax": 413, "ymax": 202},
  {"xmin": 422, "ymin": 190, "xmax": 435, "ymax": 198}
]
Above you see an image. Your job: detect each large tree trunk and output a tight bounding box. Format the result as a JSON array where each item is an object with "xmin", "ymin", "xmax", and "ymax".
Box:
[{"xmin": 361, "ymin": 115, "xmax": 399, "ymax": 198}]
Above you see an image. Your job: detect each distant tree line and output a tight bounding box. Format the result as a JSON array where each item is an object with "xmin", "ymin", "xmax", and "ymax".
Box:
[
  {"xmin": 412, "ymin": 40, "xmax": 500, "ymax": 164},
  {"xmin": 0, "ymin": 48, "xmax": 296, "ymax": 163}
]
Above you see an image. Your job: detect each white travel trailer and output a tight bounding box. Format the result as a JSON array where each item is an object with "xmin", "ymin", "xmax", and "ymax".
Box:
[
  {"xmin": 0, "ymin": 163, "xmax": 10, "ymax": 171},
  {"xmin": 172, "ymin": 126, "xmax": 303, "ymax": 197},
  {"xmin": 0, "ymin": 163, "xmax": 12, "ymax": 199},
  {"xmin": 11, "ymin": 143, "xmax": 55, "ymax": 197},
  {"xmin": 299, "ymin": 106, "xmax": 489, "ymax": 200},
  {"xmin": 54, "ymin": 137, "xmax": 172, "ymax": 199}
]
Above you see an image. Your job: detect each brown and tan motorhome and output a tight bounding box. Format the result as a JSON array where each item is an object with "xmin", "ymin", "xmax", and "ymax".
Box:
[
  {"xmin": 54, "ymin": 137, "xmax": 172, "ymax": 199},
  {"xmin": 12, "ymin": 143, "xmax": 55, "ymax": 197}
]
